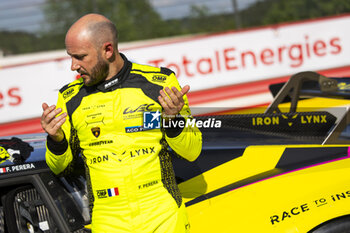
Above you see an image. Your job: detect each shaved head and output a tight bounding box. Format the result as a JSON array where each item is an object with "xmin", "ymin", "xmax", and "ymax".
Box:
[
  {"xmin": 65, "ymin": 14, "xmax": 124, "ymax": 86},
  {"xmin": 66, "ymin": 13, "xmax": 118, "ymax": 51},
  {"xmin": 88, "ymin": 21, "xmax": 118, "ymax": 50}
]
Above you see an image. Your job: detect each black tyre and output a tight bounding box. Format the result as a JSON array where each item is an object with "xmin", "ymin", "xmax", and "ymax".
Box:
[
  {"xmin": 0, "ymin": 206, "xmax": 4, "ymax": 233},
  {"xmin": 310, "ymin": 216, "xmax": 350, "ymax": 233}
]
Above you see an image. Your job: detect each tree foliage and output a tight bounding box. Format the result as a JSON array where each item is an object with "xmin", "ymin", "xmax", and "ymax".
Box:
[
  {"xmin": 262, "ymin": 0, "xmax": 350, "ymax": 24},
  {"xmin": 43, "ymin": 0, "xmax": 169, "ymax": 41},
  {"xmin": 0, "ymin": 31, "xmax": 40, "ymax": 55},
  {"xmin": 240, "ymin": 0, "xmax": 350, "ymax": 27}
]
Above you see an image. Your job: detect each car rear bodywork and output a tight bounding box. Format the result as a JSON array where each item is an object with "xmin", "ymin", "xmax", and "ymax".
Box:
[{"xmin": 176, "ymin": 72, "xmax": 350, "ymax": 232}]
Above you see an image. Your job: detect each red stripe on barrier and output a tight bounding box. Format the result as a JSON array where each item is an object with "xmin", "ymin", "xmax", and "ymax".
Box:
[
  {"xmin": 0, "ymin": 118, "xmax": 44, "ymax": 137},
  {"xmin": 187, "ymin": 76, "xmax": 288, "ymax": 105}
]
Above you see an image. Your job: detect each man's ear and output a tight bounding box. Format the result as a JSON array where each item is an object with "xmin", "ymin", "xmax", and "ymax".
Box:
[{"xmin": 102, "ymin": 42, "xmax": 114, "ymax": 60}]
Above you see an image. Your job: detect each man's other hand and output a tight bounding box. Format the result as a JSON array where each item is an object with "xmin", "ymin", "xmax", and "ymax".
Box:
[
  {"xmin": 41, "ymin": 103, "xmax": 67, "ymax": 142},
  {"xmin": 158, "ymin": 85, "xmax": 190, "ymax": 117}
]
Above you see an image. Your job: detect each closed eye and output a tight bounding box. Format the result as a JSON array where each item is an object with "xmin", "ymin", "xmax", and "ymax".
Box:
[{"xmin": 73, "ymin": 55, "xmax": 86, "ymax": 60}]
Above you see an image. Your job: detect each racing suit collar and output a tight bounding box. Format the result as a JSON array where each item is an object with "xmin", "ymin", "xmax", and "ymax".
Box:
[{"xmin": 96, "ymin": 53, "xmax": 131, "ymax": 92}]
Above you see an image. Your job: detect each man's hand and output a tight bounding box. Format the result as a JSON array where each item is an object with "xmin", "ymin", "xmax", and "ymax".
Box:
[
  {"xmin": 41, "ymin": 103, "xmax": 67, "ymax": 142},
  {"xmin": 158, "ymin": 85, "xmax": 190, "ymax": 117}
]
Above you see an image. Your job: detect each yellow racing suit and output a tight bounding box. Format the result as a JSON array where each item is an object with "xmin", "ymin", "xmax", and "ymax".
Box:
[{"xmin": 45, "ymin": 53, "xmax": 202, "ymax": 232}]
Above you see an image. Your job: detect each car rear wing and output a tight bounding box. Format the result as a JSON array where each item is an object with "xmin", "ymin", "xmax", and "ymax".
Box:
[
  {"xmin": 266, "ymin": 71, "xmax": 350, "ymax": 144},
  {"xmin": 198, "ymin": 72, "xmax": 350, "ymax": 145},
  {"xmin": 266, "ymin": 71, "xmax": 350, "ymax": 114}
]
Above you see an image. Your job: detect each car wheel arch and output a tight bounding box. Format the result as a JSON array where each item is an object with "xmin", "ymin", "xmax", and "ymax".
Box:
[{"xmin": 308, "ymin": 215, "xmax": 350, "ymax": 233}]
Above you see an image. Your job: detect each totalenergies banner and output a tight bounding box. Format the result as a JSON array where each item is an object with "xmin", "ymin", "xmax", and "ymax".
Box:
[
  {"xmin": 0, "ymin": 15, "xmax": 350, "ymax": 124},
  {"xmin": 124, "ymin": 15, "xmax": 350, "ymax": 91}
]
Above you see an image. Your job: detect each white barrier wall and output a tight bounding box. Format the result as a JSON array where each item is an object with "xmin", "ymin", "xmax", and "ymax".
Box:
[
  {"xmin": 0, "ymin": 58, "xmax": 76, "ymax": 123},
  {"xmin": 0, "ymin": 15, "xmax": 350, "ymax": 124}
]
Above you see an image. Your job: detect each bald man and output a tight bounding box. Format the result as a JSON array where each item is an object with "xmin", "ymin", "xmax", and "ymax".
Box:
[{"xmin": 41, "ymin": 14, "xmax": 202, "ymax": 232}]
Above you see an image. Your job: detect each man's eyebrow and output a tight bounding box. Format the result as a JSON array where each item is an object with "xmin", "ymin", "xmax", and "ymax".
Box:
[
  {"xmin": 67, "ymin": 52, "xmax": 86, "ymax": 57},
  {"xmin": 66, "ymin": 51, "xmax": 76, "ymax": 56}
]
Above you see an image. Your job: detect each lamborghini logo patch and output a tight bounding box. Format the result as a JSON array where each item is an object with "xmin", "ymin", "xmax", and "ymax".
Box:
[{"xmin": 91, "ymin": 127, "xmax": 101, "ymax": 138}]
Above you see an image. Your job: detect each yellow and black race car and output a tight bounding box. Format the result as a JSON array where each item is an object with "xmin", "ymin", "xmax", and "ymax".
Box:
[
  {"xmin": 0, "ymin": 71, "xmax": 350, "ymax": 232},
  {"xmin": 176, "ymin": 71, "xmax": 350, "ymax": 233}
]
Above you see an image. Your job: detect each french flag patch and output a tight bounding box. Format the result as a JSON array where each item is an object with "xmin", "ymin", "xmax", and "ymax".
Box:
[
  {"xmin": 0, "ymin": 167, "xmax": 6, "ymax": 173},
  {"xmin": 107, "ymin": 187, "xmax": 119, "ymax": 197}
]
